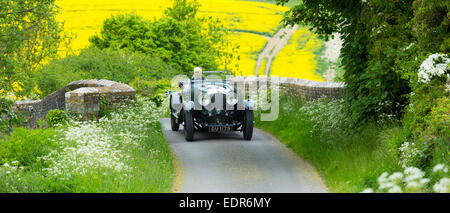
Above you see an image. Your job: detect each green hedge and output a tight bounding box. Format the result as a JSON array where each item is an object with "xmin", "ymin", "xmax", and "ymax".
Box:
[{"xmin": 34, "ymin": 48, "xmax": 177, "ymax": 97}]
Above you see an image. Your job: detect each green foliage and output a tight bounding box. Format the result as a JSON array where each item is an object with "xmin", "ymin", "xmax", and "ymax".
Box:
[
  {"xmin": 404, "ymin": 81, "xmax": 447, "ymax": 138},
  {"xmin": 426, "ymin": 96, "xmax": 450, "ymax": 166},
  {"xmin": 341, "ymin": 0, "xmax": 412, "ymax": 125},
  {"xmin": 412, "ymin": 0, "xmax": 450, "ymax": 53},
  {"xmin": 331, "ymin": 58, "xmax": 345, "ymax": 82},
  {"xmin": 0, "ymin": 97, "xmax": 174, "ymax": 192},
  {"xmin": 164, "ymin": 0, "xmax": 200, "ymax": 21},
  {"xmin": 432, "ymin": 136, "xmax": 449, "ymax": 167},
  {"xmin": 295, "ymin": 97, "xmax": 350, "ymax": 137},
  {"xmin": 34, "ymin": 48, "xmax": 176, "ymax": 97},
  {"xmin": 312, "ymin": 42, "xmax": 330, "ymax": 76},
  {"xmin": 0, "ymin": 98, "xmax": 23, "ymax": 136},
  {"xmin": 389, "ymin": 0, "xmax": 449, "ymax": 169},
  {"xmin": 426, "ymin": 96, "xmax": 450, "ymax": 140},
  {"xmin": 130, "ymin": 78, "xmax": 172, "ymax": 106},
  {"xmin": 98, "ymin": 95, "xmax": 113, "ymax": 118},
  {"xmin": 382, "ymin": 126, "xmax": 409, "ymax": 157},
  {"xmin": 276, "ymin": 0, "xmax": 449, "ymax": 126},
  {"xmin": 0, "ymin": 128, "xmax": 60, "ymax": 167},
  {"xmin": 0, "ymin": 0, "xmax": 68, "ymax": 98},
  {"xmin": 252, "ymin": 0, "xmax": 301, "ymax": 8},
  {"xmin": 371, "ymin": 73, "xmax": 449, "ymax": 169},
  {"xmin": 400, "ymin": 85, "xmax": 449, "ymax": 168},
  {"xmin": 89, "ymin": 0, "xmax": 234, "ymax": 75},
  {"xmin": 45, "ymin": 109, "xmax": 69, "ymax": 127},
  {"xmin": 37, "ymin": 119, "xmax": 46, "ymax": 128},
  {"xmin": 89, "ymin": 13, "xmax": 152, "ymax": 52}
]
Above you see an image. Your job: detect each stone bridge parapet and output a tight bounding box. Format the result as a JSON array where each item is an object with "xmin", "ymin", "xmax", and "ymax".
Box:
[{"xmin": 14, "ymin": 79, "xmax": 135, "ymax": 128}]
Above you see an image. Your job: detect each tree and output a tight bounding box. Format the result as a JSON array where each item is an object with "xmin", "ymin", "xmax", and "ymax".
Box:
[
  {"xmin": 0, "ymin": 0, "xmax": 66, "ymax": 98},
  {"xmin": 412, "ymin": 0, "xmax": 449, "ymax": 54},
  {"xmin": 90, "ymin": 0, "xmax": 234, "ymax": 75},
  {"xmin": 276, "ymin": 0, "xmax": 413, "ymax": 125},
  {"xmin": 164, "ymin": 0, "xmax": 200, "ymax": 21},
  {"xmin": 34, "ymin": 48, "xmax": 177, "ymax": 97}
]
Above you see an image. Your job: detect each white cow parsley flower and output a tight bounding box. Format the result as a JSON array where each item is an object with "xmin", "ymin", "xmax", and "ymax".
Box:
[
  {"xmin": 361, "ymin": 188, "xmax": 374, "ymax": 193},
  {"xmin": 433, "ymin": 178, "xmax": 450, "ymax": 193},
  {"xmin": 417, "ymin": 53, "xmax": 450, "ymax": 83},
  {"xmin": 433, "ymin": 164, "xmax": 448, "ymax": 173}
]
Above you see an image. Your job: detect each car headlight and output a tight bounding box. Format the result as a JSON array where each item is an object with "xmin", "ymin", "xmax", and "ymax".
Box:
[
  {"xmin": 198, "ymin": 93, "xmax": 211, "ymax": 106},
  {"xmin": 226, "ymin": 93, "xmax": 238, "ymax": 105}
]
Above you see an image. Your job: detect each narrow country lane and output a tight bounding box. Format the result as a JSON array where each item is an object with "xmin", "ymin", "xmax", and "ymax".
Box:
[{"xmin": 161, "ymin": 118, "xmax": 327, "ymax": 193}]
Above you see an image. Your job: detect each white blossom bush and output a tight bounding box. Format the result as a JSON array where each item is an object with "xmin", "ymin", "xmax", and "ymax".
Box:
[
  {"xmin": 40, "ymin": 97, "xmax": 166, "ymax": 178},
  {"xmin": 433, "ymin": 178, "xmax": 450, "ymax": 193},
  {"xmin": 298, "ymin": 97, "xmax": 349, "ymax": 137},
  {"xmin": 417, "ymin": 53, "xmax": 449, "ymax": 84},
  {"xmin": 40, "ymin": 123, "xmax": 131, "ymax": 177},
  {"xmin": 398, "ymin": 141, "xmax": 427, "ymax": 168},
  {"xmin": 433, "ymin": 164, "xmax": 448, "ymax": 173},
  {"xmin": 432, "ymin": 164, "xmax": 449, "ymax": 193},
  {"xmin": 362, "ymin": 164, "xmax": 449, "ymax": 193}
]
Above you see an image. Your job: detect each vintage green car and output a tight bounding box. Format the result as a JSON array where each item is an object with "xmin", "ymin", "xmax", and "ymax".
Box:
[{"xmin": 169, "ymin": 71, "xmax": 254, "ymax": 141}]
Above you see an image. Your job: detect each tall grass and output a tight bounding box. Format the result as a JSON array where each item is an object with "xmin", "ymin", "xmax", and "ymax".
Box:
[{"xmin": 255, "ymin": 93, "xmax": 400, "ymax": 192}]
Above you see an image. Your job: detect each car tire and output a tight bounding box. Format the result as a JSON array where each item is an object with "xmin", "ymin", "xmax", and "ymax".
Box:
[
  {"xmin": 184, "ymin": 110, "xmax": 194, "ymax": 141},
  {"xmin": 170, "ymin": 113, "xmax": 179, "ymax": 131},
  {"xmin": 170, "ymin": 96, "xmax": 180, "ymax": 131},
  {"xmin": 243, "ymin": 110, "xmax": 253, "ymax": 140}
]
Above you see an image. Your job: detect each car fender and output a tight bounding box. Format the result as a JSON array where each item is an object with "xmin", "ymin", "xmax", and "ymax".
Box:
[
  {"xmin": 183, "ymin": 101, "xmax": 195, "ymax": 111},
  {"xmin": 170, "ymin": 93, "xmax": 183, "ymax": 112}
]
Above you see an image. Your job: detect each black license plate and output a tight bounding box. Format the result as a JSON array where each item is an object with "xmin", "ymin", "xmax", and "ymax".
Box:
[{"xmin": 208, "ymin": 126, "xmax": 232, "ymax": 132}]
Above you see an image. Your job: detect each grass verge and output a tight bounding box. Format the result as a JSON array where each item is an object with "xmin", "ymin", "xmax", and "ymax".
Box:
[
  {"xmin": 0, "ymin": 97, "xmax": 174, "ymax": 192},
  {"xmin": 255, "ymin": 93, "xmax": 400, "ymax": 192}
]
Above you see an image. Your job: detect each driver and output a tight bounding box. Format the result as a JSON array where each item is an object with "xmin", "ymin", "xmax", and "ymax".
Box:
[{"xmin": 192, "ymin": 67, "xmax": 206, "ymax": 80}]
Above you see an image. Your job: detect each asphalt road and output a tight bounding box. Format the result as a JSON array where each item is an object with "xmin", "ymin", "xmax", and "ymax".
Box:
[{"xmin": 161, "ymin": 118, "xmax": 327, "ymax": 193}]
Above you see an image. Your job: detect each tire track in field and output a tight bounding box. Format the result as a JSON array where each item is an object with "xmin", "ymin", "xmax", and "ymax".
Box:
[{"xmin": 254, "ymin": 24, "xmax": 298, "ymax": 76}]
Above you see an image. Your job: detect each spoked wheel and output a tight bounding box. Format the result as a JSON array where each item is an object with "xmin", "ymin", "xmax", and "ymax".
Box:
[
  {"xmin": 243, "ymin": 110, "xmax": 254, "ymax": 140},
  {"xmin": 170, "ymin": 97, "xmax": 179, "ymax": 131},
  {"xmin": 184, "ymin": 110, "xmax": 194, "ymax": 141}
]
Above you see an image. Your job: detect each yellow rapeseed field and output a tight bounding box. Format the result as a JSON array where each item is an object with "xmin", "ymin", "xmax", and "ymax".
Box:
[
  {"xmin": 55, "ymin": 0, "xmax": 323, "ymax": 80},
  {"xmin": 223, "ymin": 32, "xmax": 268, "ymax": 76},
  {"xmin": 56, "ymin": 0, "xmax": 286, "ymax": 76},
  {"xmin": 270, "ymin": 27, "xmax": 325, "ymax": 81}
]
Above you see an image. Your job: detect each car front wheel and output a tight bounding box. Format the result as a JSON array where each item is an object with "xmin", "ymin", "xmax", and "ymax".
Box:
[
  {"xmin": 170, "ymin": 97, "xmax": 180, "ymax": 131},
  {"xmin": 243, "ymin": 110, "xmax": 254, "ymax": 140},
  {"xmin": 170, "ymin": 112, "xmax": 179, "ymax": 131},
  {"xmin": 184, "ymin": 110, "xmax": 194, "ymax": 141}
]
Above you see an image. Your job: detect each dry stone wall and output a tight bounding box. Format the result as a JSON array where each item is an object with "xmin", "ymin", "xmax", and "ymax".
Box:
[
  {"xmin": 277, "ymin": 77, "xmax": 344, "ymax": 100},
  {"xmin": 232, "ymin": 77, "xmax": 344, "ymax": 100}
]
